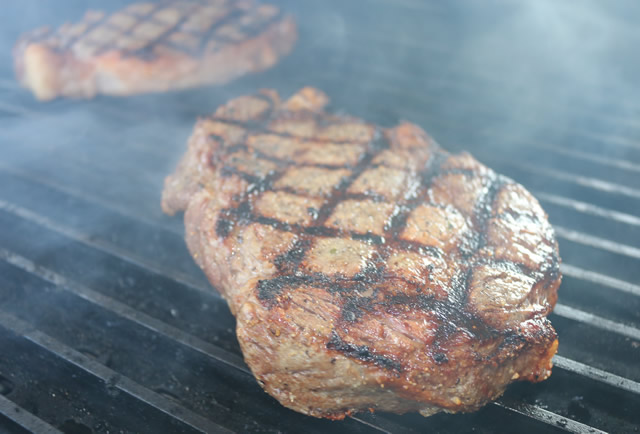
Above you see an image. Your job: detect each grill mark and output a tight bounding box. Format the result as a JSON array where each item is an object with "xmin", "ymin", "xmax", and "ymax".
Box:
[
  {"xmin": 351, "ymin": 232, "xmax": 385, "ymax": 245},
  {"xmin": 473, "ymin": 173, "xmax": 510, "ymax": 250},
  {"xmin": 91, "ymin": 2, "xmax": 166, "ymax": 56},
  {"xmin": 461, "ymin": 174, "xmax": 508, "ymax": 306},
  {"xmin": 256, "ymin": 131, "xmax": 389, "ymax": 302},
  {"xmin": 427, "ymin": 173, "xmax": 509, "ymax": 354},
  {"xmin": 123, "ymin": 2, "xmax": 205, "ymax": 58},
  {"xmin": 385, "ymin": 150, "xmax": 449, "ymax": 241},
  {"xmin": 207, "ymin": 90, "xmax": 559, "ymax": 374},
  {"xmin": 209, "ymin": 9, "xmax": 287, "ymax": 46},
  {"xmin": 326, "ymin": 332, "xmax": 402, "ymax": 373},
  {"xmin": 257, "ymin": 273, "xmax": 330, "ymax": 302},
  {"xmin": 191, "ymin": 6, "xmax": 247, "ymax": 55},
  {"xmin": 210, "ymin": 116, "xmax": 374, "ymax": 145},
  {"xmin": 386, "ymin": 294, "xmax": 498, "ymax": 342},
  {"xmin": 60, "ymin": 10, "xmax": 115, "ymax": 50}
]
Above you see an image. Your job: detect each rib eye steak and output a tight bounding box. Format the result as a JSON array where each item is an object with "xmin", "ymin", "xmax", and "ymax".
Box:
[
  {"xmin": 162, "ymin": 87, "xmax": 561, "ymax": 419},
  {"xmin": 14, "ymin": 0, "xmax": 296, "ymax": 101}
]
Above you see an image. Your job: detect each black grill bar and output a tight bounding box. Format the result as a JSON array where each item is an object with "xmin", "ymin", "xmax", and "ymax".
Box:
[
  {"xmin": 553, "ymin": 356, "xmax": 640, "ymax": 397},
  {"xmin": 0, "ymin": 310, "xmax": 234, "ymax": 434},
  {"xmin": 535, "ymin": 193, "xmax": 640, "ymax": 230},
  {"xmin": 560, "ymin": 264, "xmax": 640, "ymax": 298},
  {"xmin": 0, "ymin": 394, "xmax": 62, "ymax": 434},
  {"xmin": 506, "ymin": 164, "xmax": 640, "ymax": 200},
  {"xmin": 554, "ymin": 226, "xmax": 640, "ymax": 260},
  {"xmin": 493, "ymin": 401, "xmax": 605, "ymax": 434},
  {"xmin": 553, "ymin": 305, "xmax": 640, "ymax": 342}
]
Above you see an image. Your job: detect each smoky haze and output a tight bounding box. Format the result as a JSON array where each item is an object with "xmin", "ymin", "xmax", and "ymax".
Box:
[{"xmin": 1, "ymin": 0, "xmax": 639, "ymax": 225}]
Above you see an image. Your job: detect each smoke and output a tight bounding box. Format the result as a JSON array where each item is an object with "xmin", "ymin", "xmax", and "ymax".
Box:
[{"xmin": 448, "ymin": 0, "xmax": 640, "ymax": 125}]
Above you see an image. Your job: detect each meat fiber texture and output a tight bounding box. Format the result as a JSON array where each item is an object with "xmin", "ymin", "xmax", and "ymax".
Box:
[
  {"xmin": 13, "ymin": 0, "xmax": 296, "ymax": 100},
  {"xmin": 162, "ymin": 87, "xmax": 561, "ymax": 419}
]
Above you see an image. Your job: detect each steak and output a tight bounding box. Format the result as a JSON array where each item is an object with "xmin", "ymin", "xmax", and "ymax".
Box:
[
  {"xmin": 162, "ymin": 87, "xmax": 561, "ymax": 419},
  {"xmin": 13, "ymin": 0, "xmax": 296, "ymax": 101}
]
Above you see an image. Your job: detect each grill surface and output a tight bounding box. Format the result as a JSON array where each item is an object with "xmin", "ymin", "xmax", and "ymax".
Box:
[{"xmin": 1, "ymin": 0, "xmax": 640, "ymax": 433}]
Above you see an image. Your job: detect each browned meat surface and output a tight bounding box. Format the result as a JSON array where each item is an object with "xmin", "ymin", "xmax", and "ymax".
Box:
[
  {"xmin": 14, "ymin": 0, "xmax": 296, "ymax": 101},
  {"xmin": 162, "ymin": 87, "xmax": 561, "ymax": 419}
]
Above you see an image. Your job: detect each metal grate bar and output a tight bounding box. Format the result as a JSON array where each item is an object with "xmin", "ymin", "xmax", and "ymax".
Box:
[
  {"xmin": 554, "ymin": 226, "xmax": 640, "ymax": 260},
  {"xmin": 560, "ymin": 263, "xmax": 640, "ymax": 298},
  {"xmin": 0, "ymin": 394, "xmax": 62, "ymax": 434},
  {"xmin": 0, "ymin": 246, "xmax": 248, "ymax": 374},
  {"xmin": 553, "ymin": 304, "xmax": 640, "ymax": 341},
  {"xmin": 0, "ymin": 164, "xmax": 182, "ymax": 235},
  {"xmin": 0, "ymin": 310, "xmax": 234, "ymax": 434},
  {"xmin": 500, "ymin": 162, "xmax": 640, "ymax": 200},
  {"xmin": 493, "ymin": 401, "xmax": 605, "ymax": 434},
  {"xmin": 536, "ymin": 193, "xmax": 640, "ymax": 227},
  {"xmin": 525, "ymin": 144, "xmax": 640, "ymax": 174},
  {"xmin": 554, "ymin": 356, "xmax": 640, "ymax": 396}
]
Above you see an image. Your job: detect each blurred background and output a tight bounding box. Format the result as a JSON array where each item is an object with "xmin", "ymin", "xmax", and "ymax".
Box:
[{"xmin": 0, "ymin": 1, "xmax": 639, "ymax": 433}]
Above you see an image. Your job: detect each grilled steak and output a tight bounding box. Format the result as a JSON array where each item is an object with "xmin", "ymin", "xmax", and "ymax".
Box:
[
  {"xmin": 13, "ymin": 0, "xmax": 296, "ymax": 101},
  {"xmin": 162, "ymin": 87, "xmax": 561, "ymax": 419}
]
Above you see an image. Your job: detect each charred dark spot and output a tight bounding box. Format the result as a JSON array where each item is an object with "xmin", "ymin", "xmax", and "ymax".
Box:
[
  {"xmin": 343, "ymin": 310, "xmax": 357, "ymax": 322},
  {"xmin": 209, "ymin": 133, "xmax": 227, "ymax": 144},
  {"xmin": 215, "ymin": 216, "xmax": 235, "ymax": 238},
  {"xmin": 340, "ymin": 293, "xmax": 376, "ymax": 322},
  {"xmin": 448, "ymin": 268, "xmax": 471, "ymax": 307},
  {"xmin": 257, "ymin": 275, "xmax": 310, "ymax": 301},
  {"xmin": 433, "ymin": 352, "xmax": 448, "ymax": 364},
  {"xmin": 458, "ymin": 231, "xmax": 480, "ymax": 258},
  {"xmin": 307, "ymin": 207, "xmax": 319, "ymax": 220},
  {"xmin": 370, "ymin": 134, "xmax": 391, "ymax": 152},
  {"xmin": 386, "ymin": 205, "xmax": 411, "ymax": 235},
  {"xmin": 304, "ymin": 226, "xmax": 337, "ymax": 237},
  {"xmin": 351, "ymin": 264, "xmax": 383, "ymax": 285},
  {"xmin": 255, "ymin": 216, "xmax": 293, "ymax": 233},
  {"xmin": 327, "ymin": 332, "xmax": 402, "ymax": 372},
  {"xmin": 473, "ymin": 174, "xmax": 508, "ymax": 237},
  {"xmin": 224, "ymin": 143, "xmax": 249, "ymax": 153},
  {"xmin": 419, "ymin": 151, "xmax": 448, "ymax": 186},
  {"xmin": 351, "ymin": 232, "xmax": 385, "ymax": 245},
  {"xmin": 274, "ymin": 240, "xmax": 310, "ymax": 272},
  {"xmin": 236, "ymin": 201, "xmax": 252, "ymax": 219},
  {"xmin": 257, "ymin": 272, "xmax": 332, "ymax": 303}
]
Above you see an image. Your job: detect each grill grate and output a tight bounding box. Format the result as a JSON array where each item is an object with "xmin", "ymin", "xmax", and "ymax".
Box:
[{"xmin": 1, "ymin": 0, "xmax": 640, "ymax": 432}]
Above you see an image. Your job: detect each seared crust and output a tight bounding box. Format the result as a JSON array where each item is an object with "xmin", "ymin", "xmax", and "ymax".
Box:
[
  {"xmin": 162, "ymin": 87, "xmax": 561, "ymax": 418},
  {"xmin": 14, "ymin": 0, "xmax": 297, "ymax": 100}
]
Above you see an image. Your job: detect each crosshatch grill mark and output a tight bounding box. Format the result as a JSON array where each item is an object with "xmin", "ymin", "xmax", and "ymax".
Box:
[{"xmin": 199, "ymin": 89, "xmax": 560, "ymax": 371}]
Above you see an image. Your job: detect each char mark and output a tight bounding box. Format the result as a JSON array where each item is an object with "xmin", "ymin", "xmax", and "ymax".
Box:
[
  {"xmin": 257, "ymin": 273, "xmax": 331, "ymax": 302},
  {"xmin": 326, "ymin": 332, "xmax": 402, "ymax": 372}
]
